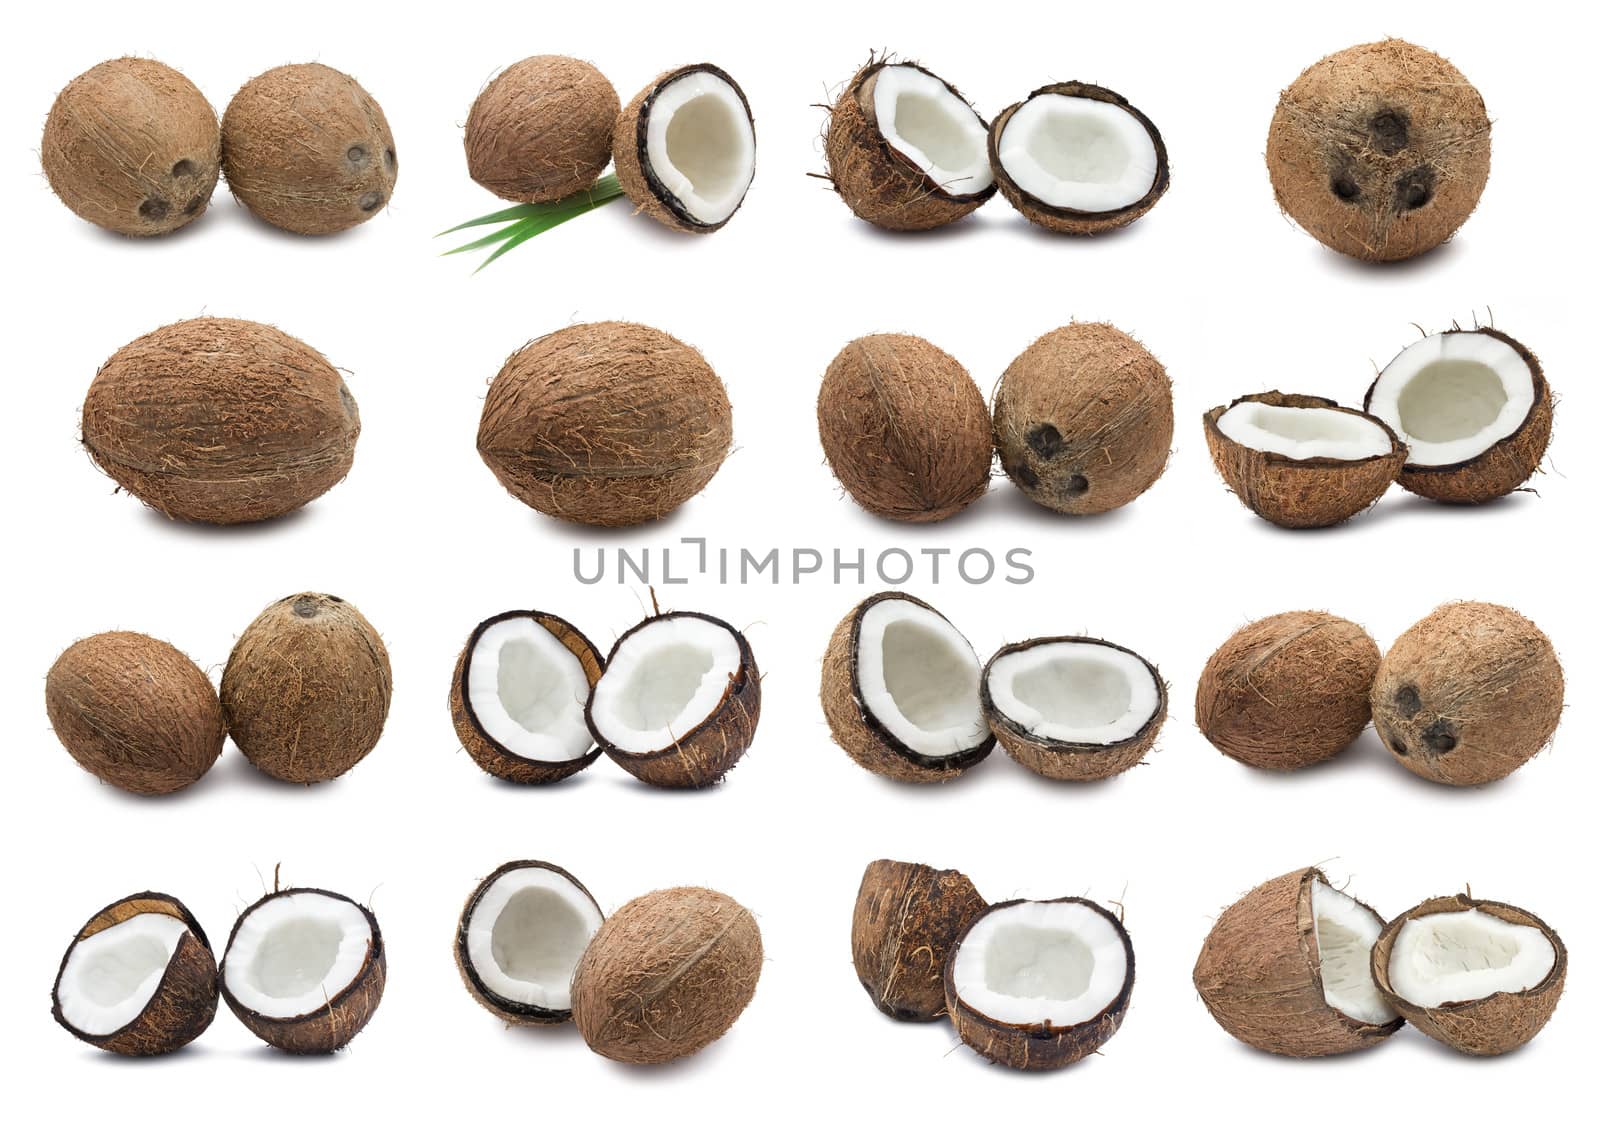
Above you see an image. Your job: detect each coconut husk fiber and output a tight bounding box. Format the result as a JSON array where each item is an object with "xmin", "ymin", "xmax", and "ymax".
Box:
[
  {"xmin": 851, "ymin": 858, "xmax": 986, "ymax": 1022},
  {"xmin": 614, "ymin": 64, "xmax": 754, "ymax": 232},
  {"xmin": 467, "ymin": 55, "xmax": 618, "ymax": 204}
]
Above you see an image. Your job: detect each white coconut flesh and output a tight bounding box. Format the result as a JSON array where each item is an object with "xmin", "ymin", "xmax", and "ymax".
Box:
[
  {"xmin": 987, "ymin": 642, "xmax": 1160, "ymax": 746},
  {"xmin": 468, "ymin": 617, "xmax": 592, "ymax": 762},
  {"xmin": 466, "ymin": 866, "xmax": 602, "ymax": 1011},
  {"xmin": 224, "ymin": 894, "xmax": 373, "ymax": 1019},
  {"xmin": 871, "ymin": 65, "xmax": 993, "ymax": 197},
  {"xmin": 951, "ymin": 901, "xmax": 1128, "ymax": 1027},
  {"xmin": 56, "ymin": 913, "xmax": 189, "ymax": 1036},
  {"xmin": 1386, "ymin": 908, "xmax": 1557, "ymax": 1008},
  {"xmin": 998, "ymin": 94, "xmax": 1158, "ymax": 212},
  {"xmin": 1309, "ymin": 881, "xmax": 1395, "ymax": 1025},
  {"xmin": 1368, "ymin": 333, "xmax": 1536, "ymax": 467},
  {"xmin": 589, "ymin": 617, "xmax": 743, "ymax": 754},
  {"xmin": 1217, "ymin": 401, "xmax": 1394, "ymax": 462},
  {"xmin": 645, "ymin": 70, "xmax": 755, "ymax": 226},
  {"xmin": 856, "ymin": 598, "xmax": 988, "ymax": 759}
]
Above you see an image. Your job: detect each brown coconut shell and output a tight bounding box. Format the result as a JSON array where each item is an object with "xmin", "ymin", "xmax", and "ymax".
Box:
[
  {"xmin": 46, "ymin": 631, "xmax": 223, "ymax": 795},
  {"xmin": 51, "ymin": 892, "xmax": 218, "ymax": 1056},
  {"xmin": 852, "ymin": 858, "xmax": 986, "ymax": 1022},
  {"xmin": 817, "ymin": 333, "xmax": 992, "ymax": 522},
  {"xmin": 1193, "ymin": 868, "xmax": 1403, "ymax": 1056},
  {"xmin": 572, "ymin": 886, "xmax": 762, "ymax": 1064},
  {"xmin": 1371, "ymin": 601, "xmax": 1563, "ymax": 786},
  {"xmin": 42, "ymin": 57, "xmax": 220, "ymax": 236},
  {"xmin": 221, "ymin": 593, "xmax": 392, "ymax": 784},
  {"xmin": 993, "ymin": 323, "xmax": 1173, "ymax": 515},
  {"xmin": 222, "ymin": 63, "xmax": 397, "ymax": 235},
  {"xmin": 1372, "ymin": 894, "xmax": 1565, "ymax": 1056},
  {"xmin": 81, "ymin": 317, "xmax": 360, "ymax": 525},
  {"xmin": 466, "ymin": 55, "xmax": 619, "ymax": 204},
  {"xmin": 614, "ymin": 64, "xmax": 754, "ymax": 233},
  {"xmin": 820, "ymin": 592, "xmax": 994, "ymax": 783},
  {"xmin": 477, "ymin": 321, "xmax": 732, "ymax": 527},
  {"xmin": 1203, "ymin": 392, "xmax": 1406, "ymax": 528},
  {"xmin": 988, "ymin": 82, "xmax": 1169, "ymax": 235},
  {"xmin": 221, "ymin": 888, "xmax": 385, "ymax": 1054},
  {"xmin": 824, "ymin": 59, "xmax": 995, "ymax": 231},
  {"xmin": 1266, "ymin": 40, "xmax": 1491, "ymax": 262}
]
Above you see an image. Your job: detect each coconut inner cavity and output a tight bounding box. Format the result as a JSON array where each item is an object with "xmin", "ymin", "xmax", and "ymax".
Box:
[
  {"xmin": 466, "ymin": 865, "xmax": 602, "ymax": 1012},
  {"xmin": 1368, "ymin": 332, "xmax": 1535, "ymax": 467},
  {"xmin": 589, "ymin": 616, "xmax": 742, "ymax": 754},
  {"xmin": 56, "ymin": 913, "xmax": 188, "ymax": 1036},
  {"xmin": 871, "ymin": 65, "xmax": 993, "ymax": 198},
  {"xmin": 1218, "ymin": 401, "xmax": 1394, "ymax": 461},
  {"xmin": 1309, "ymin": 880, "xmax": 1395, "ymax": 1024},
  {"xmin": 998, "ymin": 94, "xmax": 1158, "ymax": 212},
  {"xmin": 645, "ymin": 69, "xmax": 755, "ymax": 226},
  {"xmin": 224, "ymin": 893, "xmax": 372, "ymax": 1019},
  {"xmin": 467, "ymin": 616, "xmax": 593, "ymax": 763},
  {"xmin": 857, "ymin": 597, "xmax": 988, "ymax": 759},
  {"xmin": 951, "ymin": 901, "xmax": 1128, "ymax": 1027},
  {"xmin": 1387, "ymin": 907, "xmax": 1556, "ymax": 1007},
  {"xmin": 987, "ymin": 641, "xmax": 1161, "ymax": 746}
]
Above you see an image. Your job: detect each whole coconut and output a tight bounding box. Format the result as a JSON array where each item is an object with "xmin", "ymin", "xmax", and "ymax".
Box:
[
  {"xmin": 223, "ymin": 63, "xmax": 397, "ymax": 235},
  {"xmin": 46, "ymin": 632, "xmax": 223, "ymax": 795},
  {"xmin": 42, "ymin": 57, "xmax": 220, "ymax": 236},
  {"xmin": 994, "ymin": 323, "xmax": 1173, "ymax": 514},
  {"xmin": 466, "ymin": 56, "xmax": 619, "ymax": 203},
  {"xmin": 221, "ymin": 593, "xmax": 392, "ymax": 783}
]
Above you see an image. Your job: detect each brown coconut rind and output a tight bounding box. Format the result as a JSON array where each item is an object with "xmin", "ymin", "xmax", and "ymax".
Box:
[
  {"xmin": 81, "ymin": 317, "xmax": 360, "ymax": 525},
  {"xmin": 1203, "ymin": 392, "xmax": 1406, "ymax": 528},
  {"xmin": 222, "ymin": 63, "xmax": 397, "ymax": 235},
  {"xmin": 1196, "ymin": 611, "xmax": 1380, "ymax": 770},
  {"xmin": 1371, "ymin": 601, "xmax": 1563, "ymax": 786},
  {"xmin": 1372, "ymin": 894, "xmax": 1565, "ymax": 1056},
  {"xmin": 42, "ymin": 58, "xmax": 220, "ymax": 236},
  {"xmin": 466, "ymin": 56, "xmax": 619, "ymax": 204},
  {"xmin": 615, "ymin": 64, "xmax": 754, "ymax": 232},
  {"xmin": 51, "ymin": 892, "xmax": 218, "ymax": 1056},
  {"xmin": 478, "ymin": 321, "xmax": 732, "ymax": 527},
  {"xmin": 988, "ymin": 83, "xmax": 1169, "ymax": 234},
  {"xmin": 572, "ymin": 886, "xmax": 762, "ymax": 1064},
  {"xmin": 824, "ymin": 59, "xmax": 995, "ymax": 231},
  {"xmin": 821, "ymin": 592, "xmax": 995, "ymax": 783},
  {"xmin": 1266, "ymin": 40, "xmax": 1491, "ymax": 262},
  {"xmin": 1193, "ymin": 868, "xmax": 1403, "ymax": 1057},
  {"xmin": 946, "ymin": 898, "xmax": 1135, "ymax": 1071},
  {"xmin": 221, "ymin": 888, "xmax": 385, "ymax": 1054},
  {"xmin": 46, "ymin": 631, "xmax": 224, "ymax": 796},
  {"xmin": 852, "ymin": 859, "xmax": 986, "ymax": 1022},
  {"xmin": 450, "ymin": 611, "xmax": 604, "ymax": 784},
  {"xmin": 817, "ymin": 334, "xmax": 992, "ymax": 522},
  {"xmin": 993, "ymin": 323, "xmax": 1173, "ymax": 515},
  {"xmin": 221, "ymin": 593, "xmax": 392, "ymax": 784}
]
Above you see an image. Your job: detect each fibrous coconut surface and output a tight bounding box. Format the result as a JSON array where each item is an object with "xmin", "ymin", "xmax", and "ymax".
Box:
[
  {"xmin": 851, "ymin": 858, "xmax": 986, "ymax": 1021},
  {"xmin": 466, "ymin": 56, "xmax": 619, "ymax": 203}
]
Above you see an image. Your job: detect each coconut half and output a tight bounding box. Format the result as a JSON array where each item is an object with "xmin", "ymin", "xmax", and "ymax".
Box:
[
  {"xmin": 852, "ymin": 858, "xmax": 987, "ymax": 1022},
  {"xmin": 1373, "ymin": 895, "xmax": 1565, "ymax": 1056},
  {"xmin": 1365, "ymin": 328, "xmax": 1552, "ymax": 504}
]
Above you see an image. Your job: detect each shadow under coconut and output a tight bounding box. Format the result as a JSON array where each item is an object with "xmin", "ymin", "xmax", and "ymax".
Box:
[
  {"xmin": 1219, "ymin": 728, "xmax": 1545, "ymax": 799},
  {"xmin": 208, "ymin": 195, "xmax": 399, "ymax": 247},
  {"xmin": 88, "ymin": 1041, "xmax": 218, "ymax": 1066},
  {"xmin": 135, "ymin": 502, "xmax": 320, "ymax": 540},
  {"xmin": 199, "ymin": 751, "xmax": 366, "ymax": 798},
  {"xmin": 1313, "ymin": 234, "xmax": 1466, "ymax": 279},
  {"xmin": 976, "ymin": 484, "xmax": 1144, "ymax": 534},
  {"xmin": 524, "ymin": 497, "xmax": 702, "ymax": 544},
  {"xmin": 993, "ymin": 210, "xmax": 1159, "ymax": 249}
]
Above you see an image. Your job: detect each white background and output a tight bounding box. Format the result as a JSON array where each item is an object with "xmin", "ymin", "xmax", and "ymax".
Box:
[{"xmin": 3, "ymin": 0, "xmax": 1593, "ymax": 1114}]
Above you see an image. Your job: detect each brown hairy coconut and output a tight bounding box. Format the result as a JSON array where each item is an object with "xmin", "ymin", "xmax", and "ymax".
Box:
[
  {"xmin": 81, "ymin": 317, "xmax": 360, "ymax": 525},
  {"xmin": 994, "ymin": 323, "xmax": 1173, "ymax": 515},
  {"xmin": 572, "ymin": 886, "xmax": 762, "ymax": 1064},
  {"xmin": 42, "ymin": 57, "xmax": 220, "ymax": 236},
  {"xmin": 52, "ymin": 892, "xmax": 218, "ymax": 1056},
  {"xmin": 1194, "ymin": 868, "xmax": 1403, "ymax": 1056},
  {"xmin": 222, "ymin": 63, "xmax": 397, "ymax": 235},
  {"xmin": 1371, "ymin": 601, "xmax": 1563, "ymax": 785},
  {"xmin": 478, "ymin": 321, "xmax": 732, "ymax": 527},
  {"xmin": 1196, "ymin": 610, "xmax": 1380, "ymax": 770},
  {"xmin": 1267, "ymin": 40, "xmax": 1491, "ymax": 262},
  {"xmin": 824, "ymin": 58, "xmax": 995, "ymax": 231},
  {"xmin": 221, "ymin": 593, "xmax": 392, "ymax": 784},
  {"xmin": 46, "ymin": 631, "xmax": 223, "ymax": 795},
  {"xmin": 1372, "ymin": 894, "xmax": 1565, "ymax": 1056},
  {"xmin": 466, "ymin": 55, "xmax": 619, "ymax": 203},
  {"xmin": 1203, "ymin": 392, "xmax": 1405, "ymax": 528},
  {"xmin": 851, "ymin": 858, "xmax": 987, "ymax": 1022},
  {"xmin": 817, "ymin": 333, "xmax": 991, "ymax": 522}
]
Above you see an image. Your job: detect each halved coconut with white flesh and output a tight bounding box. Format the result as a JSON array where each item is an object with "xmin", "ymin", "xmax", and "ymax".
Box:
[
  {"xmin": 614, "ymin": 64, "xmax": 755, "ymax": 233},
  {"xmin": 1193, "ymin": 868, "xmax": 1402, "ymax": 1057},
  {"xmin": 455, "ymin": 860, "xmax": 604, "ymax": 1025},
  {"xmin": 1365, "ymin": 327, "xmax": 1553, "ymax": 504},
  {"xmin": 450, "ymin": 611, "xmax": 604, "ymax": 785},
  {"xmin": 1204, "ymin": 392, "xmax": 1406, "ymax": 528},
  {"xmin": 988, "ymin": 83, "xmax": 1168, "ymax": 234},
  {"xmin": 1373, "ymin": 894, "xmax": 1565, "ymax": 1056},
  {"xmin": 586, "ymin": 611, "xmax": 760, "ymax": 788},
  {"xmin": 981, "ymin": 637, "xmax": 1166, "ymax": 782},
  {"xmin": 945, "ymin": 898, "xmax": 1134, "ymax": 1071},
  {"xmin": 821, "ymin": 592, "xmax": 993, "ymax": 783},
  {"xmin": 221, "ymin": 887, "xmax": 385, "ymax": 1054},
  {"xmin": 52, "ymin": 892, "xmax": 218, "ymax": 1056},
  {"xmin": 852, "ymin": 858, "xmax": 987, "ymax": 1022},
  {"xmin": 825, "ymin": 59, "xmax": 995, "ymax": 231}
]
